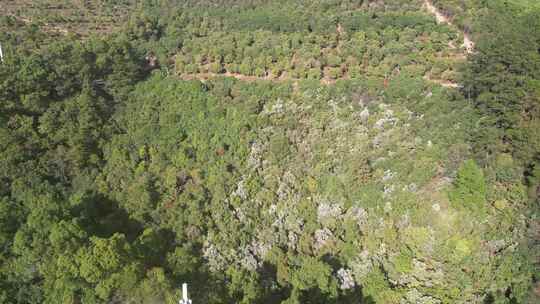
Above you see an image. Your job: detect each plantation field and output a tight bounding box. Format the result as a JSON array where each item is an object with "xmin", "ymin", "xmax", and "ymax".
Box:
[{"xmin": 1, "ymin": 0, "xmax": 136, "ymax": 36}]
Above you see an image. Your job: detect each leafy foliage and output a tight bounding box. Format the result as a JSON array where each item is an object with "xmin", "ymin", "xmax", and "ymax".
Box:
[
  {"xmin": 449, "ymin": 160, "xmax": 486, "ymax": 213},
  {"xmin": 0, "ymin": 0, "xmax": 539, "ymax": 303}
]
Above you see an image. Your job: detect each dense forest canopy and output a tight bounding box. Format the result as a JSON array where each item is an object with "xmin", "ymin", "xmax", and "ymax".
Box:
[{"xmin": 0, "ymin": 0, "xmax": 539, "ymax": 303}]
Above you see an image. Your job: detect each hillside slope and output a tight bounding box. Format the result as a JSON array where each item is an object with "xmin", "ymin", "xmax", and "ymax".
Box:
[{"xmin": 0, "ymin": 1, "xmax": 538, "ymax": 303}]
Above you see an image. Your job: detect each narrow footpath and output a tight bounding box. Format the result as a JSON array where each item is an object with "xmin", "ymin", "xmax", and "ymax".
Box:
[{"xmin": 423, "ymin": 0, "xmax": 475, "ymax": 54}]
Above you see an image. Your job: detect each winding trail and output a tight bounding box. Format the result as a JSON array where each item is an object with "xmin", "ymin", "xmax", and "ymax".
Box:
[
  {"xmin": 5, "ymin": 14, "xmax": 70, "ymax": 35},
  {"xmin": 423, "ymin": 0, "xmax": 475, "ymax": 54},
  {"xmin": 179, "ymin": 70, "xmax": 328, "ymax": 84},
  {"xmin": 423, "ymin": 75, "xmax": 462, "ymax": 88}
]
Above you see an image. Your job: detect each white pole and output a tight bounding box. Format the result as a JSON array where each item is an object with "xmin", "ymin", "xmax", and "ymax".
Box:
[
  {"xmin": 0, "ymin": 42, "xmax": 4, "ymax": 63},
  {"xmin": 182, "ymin": 283, "xmax": 188, "ymax": 301},
  {"xmin": 180, "ymin": 283, "xmax": 192, "ymax": 304}
]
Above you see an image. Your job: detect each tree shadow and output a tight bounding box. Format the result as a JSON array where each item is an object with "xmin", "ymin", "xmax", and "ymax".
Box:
[
  {"xmin": 483, "ymin": 293, "xmax": 494, "ymax": 304},
  {"xmin": 70, "ymin": 191, "xmax": 143, "ymax": 241},
  {"xmin": 297, "ymin": 287, "xmax": 376, "ymax": 304},
  {"xmin": 256, "ymin": 262, "xmax": 290, "ymax": 304}
]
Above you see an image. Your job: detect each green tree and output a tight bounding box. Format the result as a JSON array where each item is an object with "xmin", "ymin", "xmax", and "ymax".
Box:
[{"xmin": 450, "ymin": 160, "xmax": 487, "ymax": 212}]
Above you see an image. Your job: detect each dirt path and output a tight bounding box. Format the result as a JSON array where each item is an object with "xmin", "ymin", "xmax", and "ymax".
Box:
[
  {"xmin": 423, "ymin": 0, "xmax": 474, "ymax": 54},
  {"xmin": 179, "ymin": 70, "xmax": 339, "ymax": 88},
  {"xmin": 6, "ymin": 14, "xmax": 70, "ymax": 35},
  {"xmin": 424, "ymin": 0, "xmax": 450, "ymax": 24},
  {"xmin": 423, "ymin": 75, "xmax": 461, "ymax": 88},
  {"xmin": 180, "ymin": 70, "xmax": 461, "ymax": 90},
  {"xmin": 181, "ymin": 71, "xmax": 277, "ymax": 83}
]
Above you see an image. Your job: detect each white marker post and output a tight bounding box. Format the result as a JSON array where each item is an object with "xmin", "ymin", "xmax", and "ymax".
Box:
[
  {"xmin": 179, "ymin": 283, "xmax": 192, "ymax": 304},
  {"xmin": 0, "ymin": 42, "xmax": 4, "ymax": 64}
]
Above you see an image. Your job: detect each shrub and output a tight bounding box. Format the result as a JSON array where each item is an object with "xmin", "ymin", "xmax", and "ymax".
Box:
[{"xmin": 449, "ymin": 160, "xmax": 487, "ymax": 213}]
